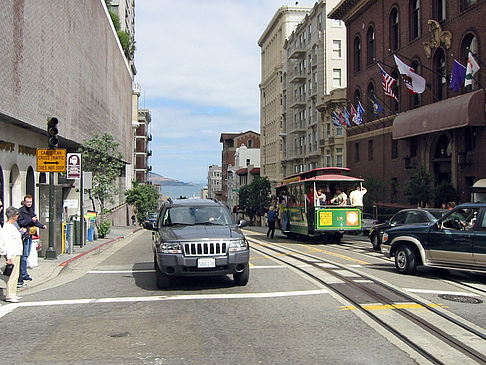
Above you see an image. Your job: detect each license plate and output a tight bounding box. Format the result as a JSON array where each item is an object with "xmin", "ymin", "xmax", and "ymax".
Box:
[{"xmin": 197, "ymin": 258, "xmax": 216, "ymax": 268}]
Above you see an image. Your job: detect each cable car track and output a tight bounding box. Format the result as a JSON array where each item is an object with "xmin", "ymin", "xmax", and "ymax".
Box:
[{"xmin": 248, "ymin": 237, "xmax": 486, "ymax": 364}]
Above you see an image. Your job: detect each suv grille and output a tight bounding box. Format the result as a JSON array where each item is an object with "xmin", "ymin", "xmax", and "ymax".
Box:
[{"xmin": 183, "ymin": 242, "xmax": 227, "ymax": 256}]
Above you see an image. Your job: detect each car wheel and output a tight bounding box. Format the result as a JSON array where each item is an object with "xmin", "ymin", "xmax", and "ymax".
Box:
[
  {"xmin": 394, "ymin": 245, "xmax": 417, "ymax": 275},
  {"xmin": 154, "ymin": 256, "xmax": 170, "ymax": 289},
  {"xmin": 233, "ymin": 265, "xmax": 249, "ymax": 286},
  {"xmin": 370, "ymin": 232, "xmax": 380, "ymax": 251}
]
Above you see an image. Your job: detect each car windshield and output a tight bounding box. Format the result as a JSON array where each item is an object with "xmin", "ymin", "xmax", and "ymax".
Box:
[{"xmin": 162, "ymin": 206, "xmax": 233, "ymax": 226}]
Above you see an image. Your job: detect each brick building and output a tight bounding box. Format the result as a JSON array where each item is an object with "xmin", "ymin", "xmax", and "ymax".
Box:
[
  {"xmin": 329, "ymin": 0, "xmax": 486, "ymax": 207},
  {"xmin": 219, "ymin": 131, "xmax": 260, "ymax": 204}
]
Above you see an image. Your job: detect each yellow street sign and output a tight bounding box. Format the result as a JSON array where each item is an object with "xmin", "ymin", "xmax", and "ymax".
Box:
[{"xmin": 36, "ymin": 148, "xmax": 67, "ymax": 172}]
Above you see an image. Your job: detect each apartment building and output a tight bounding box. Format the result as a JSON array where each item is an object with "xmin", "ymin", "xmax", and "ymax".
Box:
[
  {"xmin": 135, "ymin": 109, "xmax": 152, "ymax": 183},
  {"xmin": 258, "ymin": 5, "xmax": 311, "ymax": 188},
  {"xmin": 281, "ymin": 0, "xmax": 347, "ymax": 177},
  {"xmin": 207, "ymin": 165, "xmax": 222, "ymax": 199}
]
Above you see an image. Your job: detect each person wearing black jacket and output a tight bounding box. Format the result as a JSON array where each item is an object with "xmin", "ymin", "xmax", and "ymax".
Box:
[{"xmin": 17, "ymin": 195, "xmax": 46, "ymax": 287}]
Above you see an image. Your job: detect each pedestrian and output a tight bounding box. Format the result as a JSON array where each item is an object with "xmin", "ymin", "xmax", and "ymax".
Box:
[
  {"xmin": 315, "ymin": 189, "xmax": 326, "ymax": 207},
  {"xmin": 330, "ymin": 187, "xmax": 347, "ymax": 206},
  {"xmin": 266, "ymin": 206, "xmax": 278, "ymax": 239},
  {"xmin": 17, "ymin": 195, "xmax": 46, "ymax": 288},
  {"xmin": 3, "ymin": 207, "xmax": 25, "ymax": 302},
  {"xmin": 349, "ymin": 185, "xmax": 367, "ymax": 207}
]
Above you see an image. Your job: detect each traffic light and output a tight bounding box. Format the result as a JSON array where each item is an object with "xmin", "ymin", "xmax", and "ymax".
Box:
[{"xmin": 47, "ymin": 117, "xmax": 59, "ymax": 148}]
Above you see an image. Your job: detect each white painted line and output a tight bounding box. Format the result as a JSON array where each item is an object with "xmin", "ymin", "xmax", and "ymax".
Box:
[
  {"xmin": 1, "ymin": 289, "xmax": 330, "ymax": 314},
  {"xmin": 87, "ymin": 270, "xmax": 155, "ymax": 274},
  {"xmin": 347, "ymin": 264, "xmax": 362, "ymax": 268},
  {"xmin": 405, "ymin": 288, "xmax": 480, "ymax": 297}
]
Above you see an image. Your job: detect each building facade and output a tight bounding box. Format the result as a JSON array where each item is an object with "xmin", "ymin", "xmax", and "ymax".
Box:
[
  {"xmin": 258, "ymin": 5, "xmax": 311, "ymax": 188},
  {"xmin": 281, "ymin": 0, "xmax": 347, "ymax": 178},
  {"xmin": 134, "ymin": 109, "xmax": 152, "ymax": 183},
  {"xmin": 0, "ymin": 1, "xmax": 133, "ymax": 249},
  {"xmin": 207, "ymin": 164, "xmax": 222, "ymax": 199},
  {"xmin": 219, "ymin": 131, "xmax": 260, "ymax": 204},
  {"xmin": 330, "ymin": 0, "xmax": 486, "ymax": 207}
]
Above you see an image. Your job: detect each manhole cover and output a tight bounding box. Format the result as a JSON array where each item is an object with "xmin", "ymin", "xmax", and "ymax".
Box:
[
  {"xmin": 438, "ymin": 294, "xmax": 483, "ymax": 304},
  {"xmin": 109, "ymin": 331, "xmax": 130, "ymax": 338}
]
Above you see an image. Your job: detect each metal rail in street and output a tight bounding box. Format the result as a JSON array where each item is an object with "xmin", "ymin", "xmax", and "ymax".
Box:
[{"xmin": 248, "ymin": 236, "xmax": 486, "ymax": 365}]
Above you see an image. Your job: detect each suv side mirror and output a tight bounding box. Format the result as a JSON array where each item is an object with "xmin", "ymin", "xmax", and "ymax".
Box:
[{"xmin": 238, "ymin": 219, "xmax": 248, "ymax": 228}]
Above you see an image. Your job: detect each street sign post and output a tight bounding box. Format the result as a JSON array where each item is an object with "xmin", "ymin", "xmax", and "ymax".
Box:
[{"xmin": 36, "ymin": 148, "xmax": 66, "ymax": 172}]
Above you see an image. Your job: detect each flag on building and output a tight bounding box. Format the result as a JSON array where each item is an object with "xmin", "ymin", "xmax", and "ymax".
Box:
[
  {"xmin": 356, "ymin": 101, "xmax": 365, "ymax": 125},
  {"xmin": 449, "ymin": 59, "xmax": 466, "ymax": 92},
  {"xmin": 378, "ymin": 63, "xmax": 399, "ymax": 101},
  {"xmin": 344, "ymin": 107, "xmax": 351, "ymax": 126},
  {"xmin": 371, "ymin": 95, "xmax": 384, "ymax": 116},
  {"xmin": 336, "ymin": 108, "xmax": 346, "ymax": 126},
  {"xmin": 350, "ymin": 104, "xmax": 359, "ymax": 125},
  {"xmin": 394, "ymin": 55, "xmax": 426, "ymax": 94},
  {"xmin": 331, "ymin": 111, "xmax": 341, "ymax": 127},
  {"xmin": 465, "ymin": 52, "xmax": 480, "ymax": 87}
]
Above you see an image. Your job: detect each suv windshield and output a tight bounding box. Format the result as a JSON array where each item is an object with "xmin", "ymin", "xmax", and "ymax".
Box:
[{"xmin": 162, "ymin": 206, "xmax": 234, "ymax": 226}]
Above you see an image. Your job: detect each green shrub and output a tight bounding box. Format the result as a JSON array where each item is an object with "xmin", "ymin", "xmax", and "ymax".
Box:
[{"xmin": 98, "ymin": 219, "xmax": 111, "ymax": 238}]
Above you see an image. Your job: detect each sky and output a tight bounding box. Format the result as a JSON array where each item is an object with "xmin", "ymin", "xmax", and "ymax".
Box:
[{"xmin": 135, "ymin": 0, "xmax": 316, "ymax": 184}]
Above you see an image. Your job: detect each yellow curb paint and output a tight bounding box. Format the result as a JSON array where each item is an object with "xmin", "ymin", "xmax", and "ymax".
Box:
[{"xmin": 339, "ymin": 303, "xmax": 447, "ymax": 311}]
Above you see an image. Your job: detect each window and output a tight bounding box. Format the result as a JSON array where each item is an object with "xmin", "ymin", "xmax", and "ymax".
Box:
[
  {"xmin": 355, "ymin": 142, "xmax": 360, "ymax": 162},
  {"xmin": 354, "ymin": 89, "xmax": 361, "ymax": 105},
  {"xmin": 326, "ymin": 150, "xmax": 332, "ymax": 166},
  {"xmin": 248, "ymin": 139, "xmax": 253, "ymax": 148},
  {"xmin": 463, "ymin": 0, "xmax": 477, "ymax": 11},
  {"xmin": 434, "ymin": 48, "xmax": 447, "ymax": 101},
  {"xmin": 368, "ymin": 139, "xmax": 374, "ymax": 161},
  {"xmin": 410, "ymin": 0, "xmax": 420, "ymax": 40},
  {"xmin": 336, "ymin": 126, "xmax": 343, "ymax": 136},
  {"xmin": 392, "ymin": 139, "xmax": 398, "ymax": 159},
  {"xmin": 332, "ymin": 69, "xmax": 342, "ymax": 87},
  {"xmin": 433, "ymin": 0, "xmax": 446, "ymax": 22},
  {"xmin": 461, "ymin": 33, "xmax": 479, "ymax": 90},
  {"xmin": 354, "ymin": 36, "xmax": 361, "ymax": 72},
  {"xmin": 336, "ymin": 148, "xmax": 343, "ymax": 167},
  {"xmin": 332, "ymin": 19, "xmax": 342, "ymax": 27},
  {"xmin": 332, "ymin": 40, "xmax": 342, "ymax": 59},
  {"xmin": 318, "ymin": 13, "xmax": 322, "ymax": 29},
  {"xmin": 367, "ymin": 83, "xmax": 375, "ymax": 121},
  {"xmin": 246, "ymin": 159, "xmax": 250, "ymax": 166},
  {"xmin": 326, "ymin": 123, "xmax": 331, "ymax": 137},
  {"xmin": 390, "ymin": 8, "xmax": 399, "ymax": 51},
  {"xmin": 367, "ymin": 26, "xmax": 375, "ymax": 65}
]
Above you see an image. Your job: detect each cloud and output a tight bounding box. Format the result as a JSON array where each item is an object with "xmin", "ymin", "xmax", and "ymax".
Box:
[{"xmin": 135, "ymin": 0, "xmax": 315, "ymax": 182}]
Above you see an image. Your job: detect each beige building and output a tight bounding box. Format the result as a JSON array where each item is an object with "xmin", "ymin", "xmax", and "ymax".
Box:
[
  {"xmin": 281, "ymin": 0, "xmax": 347, "ymax": 176},
  {"xmin": 258, "ymin": 5, "xmax": 311, "ymax": 188}
]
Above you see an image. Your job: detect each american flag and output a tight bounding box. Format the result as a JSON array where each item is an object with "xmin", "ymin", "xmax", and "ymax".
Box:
[{"xmin": 378, "ymin": 64, "xmax": 399, "ymax": 101}]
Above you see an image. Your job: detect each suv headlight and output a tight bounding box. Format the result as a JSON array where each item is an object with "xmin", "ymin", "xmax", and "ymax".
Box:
[
  {"xmin": 159, "ymin": 242, "xmax": 182, "ymax": 253},
  {"xmin": 382, "ymin": 232, "xmax": 389, "ymax": 243},
  {"xmin": 228, "ymin": 239, "xmax": 248, "ymax": 252}
]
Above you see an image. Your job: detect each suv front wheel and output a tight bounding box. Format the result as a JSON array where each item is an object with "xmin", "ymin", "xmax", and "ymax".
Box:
[
  {"xmin": 233, "ymin": 265, "xmax": 249, "ymax": 286},
  {"xmin": 394, "ymin": 245, "xmax": 417, "ymax": 274},
  {"xmin": 155, "ymin": 254, "xmax": 171, "ymax": 289}
]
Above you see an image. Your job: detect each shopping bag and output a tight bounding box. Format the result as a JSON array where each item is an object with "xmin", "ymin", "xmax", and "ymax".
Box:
[{"xmin": 27, "ymin": 240, "xmax": 39, "ymax": 268}]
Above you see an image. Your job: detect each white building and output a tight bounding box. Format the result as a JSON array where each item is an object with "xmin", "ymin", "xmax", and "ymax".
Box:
[{"xmin": 207, "ymin": 165, "xmax": 222, "ymax": 199}]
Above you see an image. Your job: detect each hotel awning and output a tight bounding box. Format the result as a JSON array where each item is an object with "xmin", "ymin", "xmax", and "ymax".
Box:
[{"xmin": 392, "ymin": 89, "xmax": 485, "ymax": 140}]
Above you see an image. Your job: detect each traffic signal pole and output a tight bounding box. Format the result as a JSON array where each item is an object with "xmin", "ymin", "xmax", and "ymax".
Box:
[
  {"xmin": 45, "ymin": 117, "xmax": 59, "ymax": 260},
  {"xmin": 45, "ymin": 171, "xmax": 57, "ymax": 259}
]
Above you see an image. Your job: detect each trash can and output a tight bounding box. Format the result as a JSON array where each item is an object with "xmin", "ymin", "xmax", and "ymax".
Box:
[{"xmin": 70, "ymin": 215, "xmax": 81, "ymax": 246}]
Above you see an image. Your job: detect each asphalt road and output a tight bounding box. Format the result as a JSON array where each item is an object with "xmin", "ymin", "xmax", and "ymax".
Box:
[{"xmin": 1, "ymin": 229, "xmax": 486, "ymax": 364}]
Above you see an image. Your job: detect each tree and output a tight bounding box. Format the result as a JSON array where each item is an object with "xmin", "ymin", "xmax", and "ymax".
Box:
[
  {"xmin": 434, "ymin": 181, "xmax": 458, "ymax": 207},
  {"xmin": 238, "ymin": 177, "xmax": 271, "ymax": 224},
  {"xmin": 125, "ymin": 181, "xmax": 160, "ymax": 223},
  {"xmin": 404, "ymin": 166, "xmax": 435, "ymax": 207},
  {"xmin": 79, "ymin": 133, "xmax": 125, "ymax": 224}
]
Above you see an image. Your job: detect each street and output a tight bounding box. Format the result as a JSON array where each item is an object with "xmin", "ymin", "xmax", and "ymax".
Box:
[{"xmin": 1, "ymin": 228, "xmax": 486, "ymax": 364}]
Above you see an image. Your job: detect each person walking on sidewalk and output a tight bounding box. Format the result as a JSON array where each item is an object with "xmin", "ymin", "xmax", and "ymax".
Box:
[
  {"xmin": 3, "ymin": 207, "xmax": 25, "ymax": 302},
  {"xmin": 17, "ymin": 195, "xmax": 46, "ymax": 287},
  {"xmin": 267, "ymin": 206, "xmax": 278, "ymax": 239}
]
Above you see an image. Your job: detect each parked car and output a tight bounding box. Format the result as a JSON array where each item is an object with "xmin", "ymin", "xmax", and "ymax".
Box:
[
  {"xmin": 381, "ymin": 203, "xmax": 486, "ymax": 275},
  {"xmin": 145, "ymin": 198, "xmax": 250, "ymax": 288},
  {"xmin": 142, "ymin": 212, "xmax": 158, "ymax": 229},
  {"xmin": 369, "ymin": 208, "xmax": 448, "ymax": 250},
  {"xmin": 362, "ymin": 213, "xmax": 379, "ymax": 236}
]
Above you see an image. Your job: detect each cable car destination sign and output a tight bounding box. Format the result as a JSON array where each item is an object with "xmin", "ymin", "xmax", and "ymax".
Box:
[{"xmin": 36, "ymin": 148, "xmax": 67, "ymax": 172}]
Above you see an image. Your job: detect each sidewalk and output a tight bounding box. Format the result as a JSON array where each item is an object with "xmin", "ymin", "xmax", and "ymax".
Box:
[{"xmin": 16, "ymin": 225, "xmax": 142, "ymax": 293}]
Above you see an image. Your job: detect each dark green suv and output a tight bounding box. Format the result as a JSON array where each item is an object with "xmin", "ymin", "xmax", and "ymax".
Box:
[{"xmin": 381, "ymin": 203, "xmax": 486, "ymax": 274}]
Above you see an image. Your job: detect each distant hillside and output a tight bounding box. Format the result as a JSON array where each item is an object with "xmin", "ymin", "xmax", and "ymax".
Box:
[{"xmin": 148, "ymin": 172, "xmax": 197, "ymax": 186}]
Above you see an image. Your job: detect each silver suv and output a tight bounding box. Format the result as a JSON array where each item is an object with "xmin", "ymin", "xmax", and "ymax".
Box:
[{"xmin": 146, "ymin": 198, "xmax": 250, "ymax": 288}]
